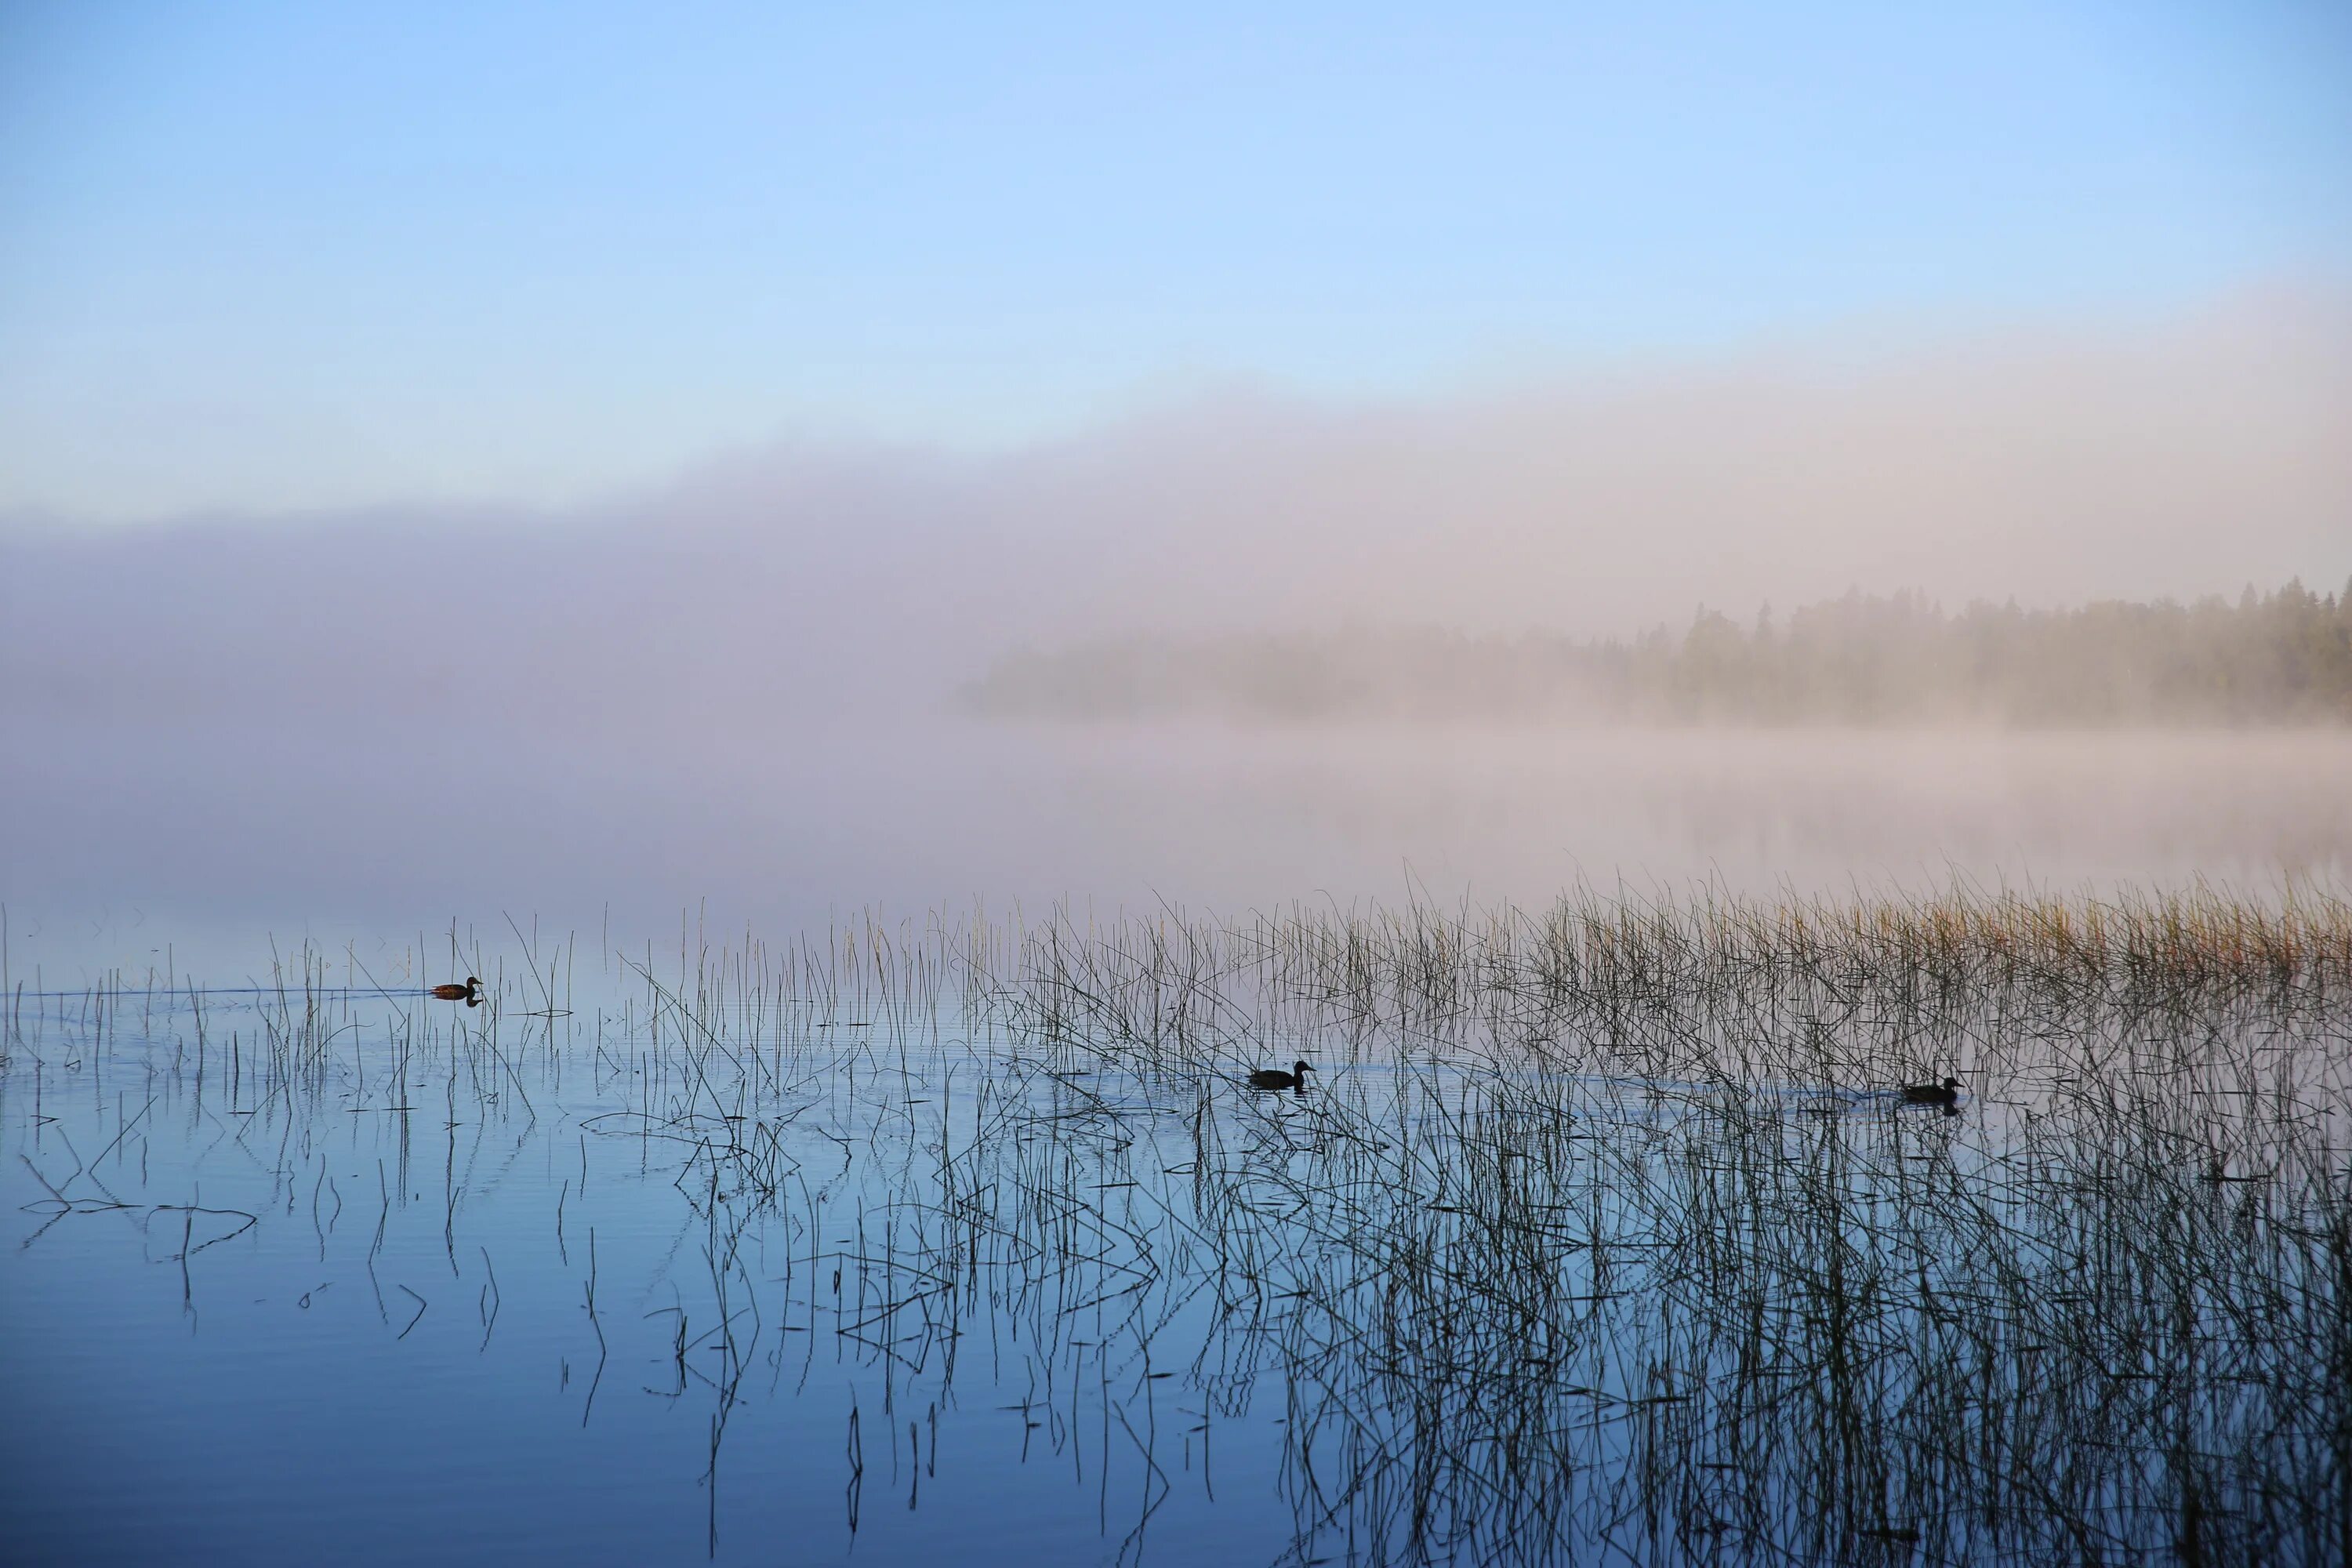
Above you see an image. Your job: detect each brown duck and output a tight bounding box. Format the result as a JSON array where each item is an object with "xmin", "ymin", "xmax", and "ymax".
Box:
[
  {"xmin": 430, "ymin": 976, "xmax": 484, "ymax": 1007},
  {"xmin": 1900, "ymin": 1076, "xmax": 1962, "ymax": 1106}
]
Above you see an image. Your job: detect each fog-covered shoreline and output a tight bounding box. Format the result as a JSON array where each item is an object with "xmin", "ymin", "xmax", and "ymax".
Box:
[{"xmin": 960, "ymin": 581, "xmax": 2352, "ymax": 726}]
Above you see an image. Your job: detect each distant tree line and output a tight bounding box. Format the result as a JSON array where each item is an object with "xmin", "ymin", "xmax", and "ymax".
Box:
[{"xmin": 958, "ymin": 580, "xmax": 2352, "ymax": 724}]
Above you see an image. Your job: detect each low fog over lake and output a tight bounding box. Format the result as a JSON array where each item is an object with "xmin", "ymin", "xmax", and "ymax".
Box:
[
  {"xmin": 6, "ymin": 292, "xmax": 2349, "ymax": 971},
  {"xmin": 6, "ymin": 718, "xmax": 2350, "ymax": 979}
]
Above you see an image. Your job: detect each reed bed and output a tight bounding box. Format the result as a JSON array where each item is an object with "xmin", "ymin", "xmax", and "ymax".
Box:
[{"xmin": 5, "ymin": 884, "xmax": 2347, "ymax": 1564}]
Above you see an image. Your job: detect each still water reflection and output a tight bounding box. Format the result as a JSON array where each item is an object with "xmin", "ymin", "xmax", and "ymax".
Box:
[{"xmin": 5, "ymin": 895, "xmax": 2346, "ymax": 1564}]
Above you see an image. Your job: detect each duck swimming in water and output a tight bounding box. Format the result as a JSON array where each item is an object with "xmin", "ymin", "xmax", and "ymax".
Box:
[
  {"xmin": 431, "ymin": 977, "xmax": 484, "ymax": 1007},
  {"xmin": 1900, "ymin": 1076, "xmax": 1962, "ymax": 1106},
  {"xmin": 1247, "ymin": 1061, "xmax": 1314, "ymax": 1092}
]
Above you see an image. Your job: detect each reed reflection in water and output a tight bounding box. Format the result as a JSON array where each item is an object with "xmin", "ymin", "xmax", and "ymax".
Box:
[{"xmin": 2, "ymin": 887, "xmax": 2347, "ymax": 1565}]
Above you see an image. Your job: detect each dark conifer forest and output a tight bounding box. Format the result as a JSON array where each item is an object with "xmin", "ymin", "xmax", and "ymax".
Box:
[{"xmin": 960, "ymin": 579, "xmax": 2352, "ymax": 724}]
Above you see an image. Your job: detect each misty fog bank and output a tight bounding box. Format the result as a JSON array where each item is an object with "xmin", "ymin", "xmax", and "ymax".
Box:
[
  {"xmin": 5, "ymin": 295, "xmax": 2348, "ymax": 972},
  {"xmin": 2, "ymin": 292, "xmax": 2347, "ymax": 728},
  {"xmin": 7, "ymin": 718, "xmax": 2348, "ymax": 981},
  {"xmin": 963, "ymin": 582, "xmax": 2352, "ymax": 726}
]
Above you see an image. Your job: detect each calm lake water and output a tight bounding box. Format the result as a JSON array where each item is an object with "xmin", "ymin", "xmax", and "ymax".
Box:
[
  {"xmin": 3, "ymin": 719, "xmax": 2347, "ymax": 978},
  {"xmin": 3, "ymin": 722, "xmax": 2348, "ymax": 1563},
  {"xmin": 4, "ymin": 891, "xmax": 2347, "ymax": 1566}
]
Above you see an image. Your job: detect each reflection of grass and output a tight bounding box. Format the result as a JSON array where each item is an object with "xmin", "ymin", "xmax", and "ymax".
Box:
[
  {"xmin": 13, "ymin": 884, "xmax": 2350, "ymax": 1564},
  {"xmin": 982, "ymin": 884, "xmax": 2352, "ymax": 1563},
  {"xmin": 652, "ymin": 884, "xmax": 2351, "ymax": 1563}
]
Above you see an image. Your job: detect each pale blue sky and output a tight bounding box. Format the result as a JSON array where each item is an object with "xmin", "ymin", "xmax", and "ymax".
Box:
[{"xmin": 2, "ymin": 1, "xmax": 2346, "ymax": 517}]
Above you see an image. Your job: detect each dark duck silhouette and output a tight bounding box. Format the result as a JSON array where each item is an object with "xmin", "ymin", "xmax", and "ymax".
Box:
[
  {"xmin": 1899, "ymin": 1076, "xmax": 1962, "ymax": 1107},
  {"xmin": 1247, "ymin": 1060, "xmax": 1315, "ymax": 1092},
  {"xmin": 431, "ymin": 976, "xmax": 484, "ymax": 1007}
]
